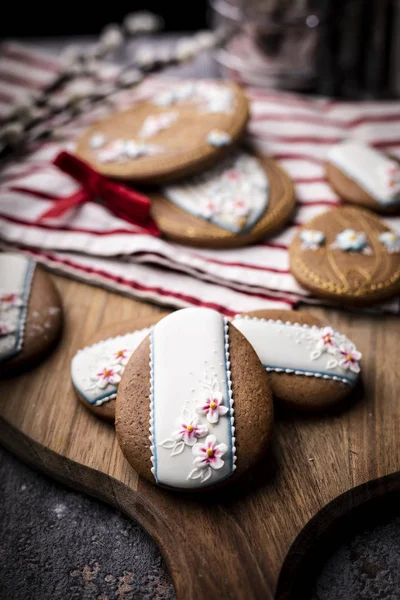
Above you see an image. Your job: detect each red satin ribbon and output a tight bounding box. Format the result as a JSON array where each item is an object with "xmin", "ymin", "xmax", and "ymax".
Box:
[{"xmin": 36, "ymin": 151, "xmax": 160, "ymax": 236}]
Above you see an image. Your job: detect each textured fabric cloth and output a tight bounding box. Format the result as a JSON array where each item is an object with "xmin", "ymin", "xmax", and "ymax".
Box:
[{"xmin": 1, "ymin": 42, "xmax": 400, "ymax": 314}]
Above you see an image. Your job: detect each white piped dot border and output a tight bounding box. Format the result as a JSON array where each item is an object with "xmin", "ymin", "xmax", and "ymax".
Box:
[{"xmin": 223, "ymin": 317, "xmax": 237, "ymax": 474}]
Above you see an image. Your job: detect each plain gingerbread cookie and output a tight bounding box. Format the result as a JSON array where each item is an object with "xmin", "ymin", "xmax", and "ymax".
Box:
[
  {"xmin": 0, "ymin": 253, "xmax": 63, "ymax": 377},
  {"xmin": 71, "ymin": 314, "xmax": 166, "ymax": 421},
  {"xmin": 326, "ymin": 141, "xmax": 400, "ymax": 214},
  {"xmin": 76, "ymin": 81, "xmax": 249, "ymax": 184},
  {"xmin": 116, "ymin": 308, "xmax": 274, "ymax": 492},
  {"xmin": 232, "ymin": 310, "xmax": 362, "ymax": 411}
]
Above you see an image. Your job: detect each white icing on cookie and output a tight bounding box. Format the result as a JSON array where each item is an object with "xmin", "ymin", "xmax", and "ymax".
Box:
[
  {"xmin": 163, "ymin": 152, "xmax": 269, "ymax": 233},
  {"xmin": 207, "ymin": 129, "xmax": 232, "ymax": 147},
  {"xmin": 138, "ymin": 111, "xmax": 179, "ymax": 138},
  {"xmin": 327, "ymin": 142, "xmax": 400, "ymax": 206},
  {"xmin": 0, "ymin": 254, "xmax": 35, "ymax": 363},
  {"xmin": 89, "ymin": 133, "xmax": 106, "ymax": 149},
  {"xmin": 151, "ymin": 81, "xmax": 235, "ymax": 115},
  {"xmin": 231, "ymin": 316, "xmax": 361, "ymax": 385},
  {"xmin": 149, "ymin": 308, "xmax": 236, "ymax": 489},
  {"xmin": 95, "ymin": 139, "xmax": 164, "ymax": 163},
  {"xmin": 71, "ymin": 328, "xmax": 150, "ymax": 406}
]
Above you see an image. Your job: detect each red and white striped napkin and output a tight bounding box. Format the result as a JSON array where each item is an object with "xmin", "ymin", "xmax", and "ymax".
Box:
[{"xmin": 1, "ymin": 41, "xmax": 400, "ymax": 315}]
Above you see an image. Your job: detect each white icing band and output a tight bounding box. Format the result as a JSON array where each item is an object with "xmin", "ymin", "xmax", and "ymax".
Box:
[
  {"xmin": 163, "ymin": 152, "xmax": 269, "ymax": 233},
  {"xmin": 0, "ymin": 254, "xmax": 35, "ymax": 364},
  {"xmin": 327, "ymin": 141, "xmax": 400, "ymax": 206},
  {"xmin": 231, "ymin": 316, "xmax": 361, "ymax": 385},
  {"xmin": 71, "ymin": 328, "xmax": 151, "ymax": 406},
  {"xmin": 149, "ymin": 308, "xmax": 236, "ymax": 489}
]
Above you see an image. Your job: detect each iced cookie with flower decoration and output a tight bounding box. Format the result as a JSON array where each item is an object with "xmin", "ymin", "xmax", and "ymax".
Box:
[
  {"xmin": 116, "ymin": 307, "xmax": 273, "ymax": 491},
  {"xmin": 71, "ymin": 313, "xmax": 166, "ymax": 421},
  {"xmin": 289, "ymin": 207, "xmax": 400, "ymax": 305},
  {"xmin": 76, "ymin": 80, "xmax": 249, "ymax": 184},
  {"xmin": 0, "ymin": 253, "xmax": 63, "ymax": 377},
  {"xmin": 150, "ymin": 149, "xmax": 295, "ymax": 248},
  {"xmin": 326, "ymin": 141, "xmax": 400, "ymax": 214},
  {"xmin": 233, "ymin": 309, "xmax": 362, "ymax": 411}
]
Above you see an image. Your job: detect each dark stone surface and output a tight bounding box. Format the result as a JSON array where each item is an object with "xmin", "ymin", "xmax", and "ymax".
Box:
[
  {"xmin": 0, "ymin": 447, "xmax": 175, "ymax": 600},
  {"xmin": 310, "ymin": 514, "xmax": 400, "ymax": 600}
]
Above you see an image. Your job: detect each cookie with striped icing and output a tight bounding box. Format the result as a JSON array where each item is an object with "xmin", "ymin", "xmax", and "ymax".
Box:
[
  {"xmin": 116, "ymin": 308, "xmax": 273, "ymax": 491},
  {"xmin": 76, "ymin": 81, "xmax": 249, "ymax": 184},
  {"xmin": 0, "ymin": 253, "xmax": 63, "ymax": 377},
  {"xmin": 326, "ymin": 142, "xmax": 400, "ymax": 214},
  {"xmin": 233, "ymin": 310, "xmax": 362, "ymax": 411},
  {"xmin": 289, "ymin": 206, "xmax": 400, "ymax": 305},
  {"xmin": 71, "ymin": 314, "xmax": 166, "ymax": 421},
  {"xmin": 150, "ymin": 149, "xmax": 295, "ymax": 248}
]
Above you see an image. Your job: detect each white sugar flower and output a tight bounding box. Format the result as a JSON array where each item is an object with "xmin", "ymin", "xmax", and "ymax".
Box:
[
  {"xmin": 89, "ymin": 133, "xmax": 106, "ymax": 149},
  {"xmin": 172, "ymin": 416, "xmax": 208, "ymax": 447},
  {"xmin": 207, "ymin": 129, "xmax": 232, "ymax": 147},
  {"xmin": 196, "ymin": 391, "xmax": 229, "ymax": 424},
  {"xmin": 337, "ymin": 344, "xmax": 362, "ymax": 373},
  {"xmin": 91, "ymin": 365, "xmax": 122, "ymax": 389},
  {"xmin": 300, "ymin": 229, "xmax": 325, "ymax": 250},
  {"xmin": 378, "ymin": 231, "xmax": 400, "ymax": 253},
  {"xmin": 0, "ymin": 293, "xmax": 24, "ymax": 310},
  {"xmin": 187, "ymin": 435, "xmax": 228, "ymax": 483},
  {"xmin": 335, "ymin": 229, "xmax": 367, "ymax": 252}
]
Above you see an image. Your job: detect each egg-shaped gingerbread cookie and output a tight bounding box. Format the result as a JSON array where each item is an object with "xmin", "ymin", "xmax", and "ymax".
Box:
[
  {"xmin": 0, "ymin": 253, "xmax": 63, "ymax": 377},
  {"xmin": 289, "ymin": 206, "xmax": 400, "ymax": 305},
  {"xmin": 150, "ymin": 148, "xmax": 295, "ymax": 248},
  {"xmin": 71, "ymin": 314, "xmax": 166, "ymax": 421},
  {"xmin": 232, "ymin": 310, "xmax": 361, "ymax": 411},
  {"xmin": 326, "ymin": 142, "xmax": 400, "ymax": 214},
  {"xmin": 76, "ymin": 80, "xmax": 249, "ymax": 184},
  {"xmin": 116, "ymin": 308, "xmax": 274, "ymax": 491}
]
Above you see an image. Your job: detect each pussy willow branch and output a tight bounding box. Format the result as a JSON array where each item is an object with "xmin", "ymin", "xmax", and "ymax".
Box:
[{"xmin": 0, "ymin": 17, "xmax": 235, "ymax": 160}]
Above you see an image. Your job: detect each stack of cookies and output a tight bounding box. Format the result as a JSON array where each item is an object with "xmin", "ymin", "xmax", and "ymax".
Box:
[
  {"xmin": 290, "ymin": 142, "xmax": 400, "ymax": 306},
  {"xmin": 71, "ymin": 306, "xmax": 363, "ymax": 492},
  {"xmin": 76, "ymin": 80, "xmax": 296, "ymax": 249}
]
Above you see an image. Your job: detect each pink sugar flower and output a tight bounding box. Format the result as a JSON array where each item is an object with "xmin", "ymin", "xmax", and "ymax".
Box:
[
  {"xmin": 0, "ymin": 323, "xmax": 11, "ymax": 336},
  {"xmin": 172, "ymin": 417, "xmax": 208, "ymax": 447},
  {"xmin": 316, "ymin": 327, "xmax": 337, "ymax": 354},
  {"xmin": 192, "ymin": 434, "xmax": 228, "ymax": 470},
  {"xmin": 196, "ymin": 391, "xmax": 229, "ymax": 424},
  {"xmin": 338, "ymin": 344, "xmax": 362, "ymax": 373},
  {"xmin": 225, "ymin": 169, "xmax": 240, "ymax": 181},
  {"xmin": 0, "ymin": 293, "xmax": 23, "ymax": 309},
  {"xmin": 93, "ymin": 366, "xmax": 122, "ymax": 388},
  {"xmin": 113, "ymin": 348, "xmax": 130, "ymax": 365}
]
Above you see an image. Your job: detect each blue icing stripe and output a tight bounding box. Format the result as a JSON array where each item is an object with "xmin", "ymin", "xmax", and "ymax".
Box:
[
  {"xmin": 263, "ymin": 363, "xmax": 355, "ymax": 385},
  {"xmin": 0, "ymin": 259, "xmax": 35, "ymax": 363},
  {"xmin": 150, "ymin": 328, "xmax": 159, "ymax": 482},
  {"xmin": 72, "ymin": 381, "xmax": 117, "ymax": 406}
]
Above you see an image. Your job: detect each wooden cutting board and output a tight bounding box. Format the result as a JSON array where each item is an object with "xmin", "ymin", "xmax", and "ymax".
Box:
[{"xmin": 1, "ymin": 275, "xmax": 399, "ymax": 600}]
